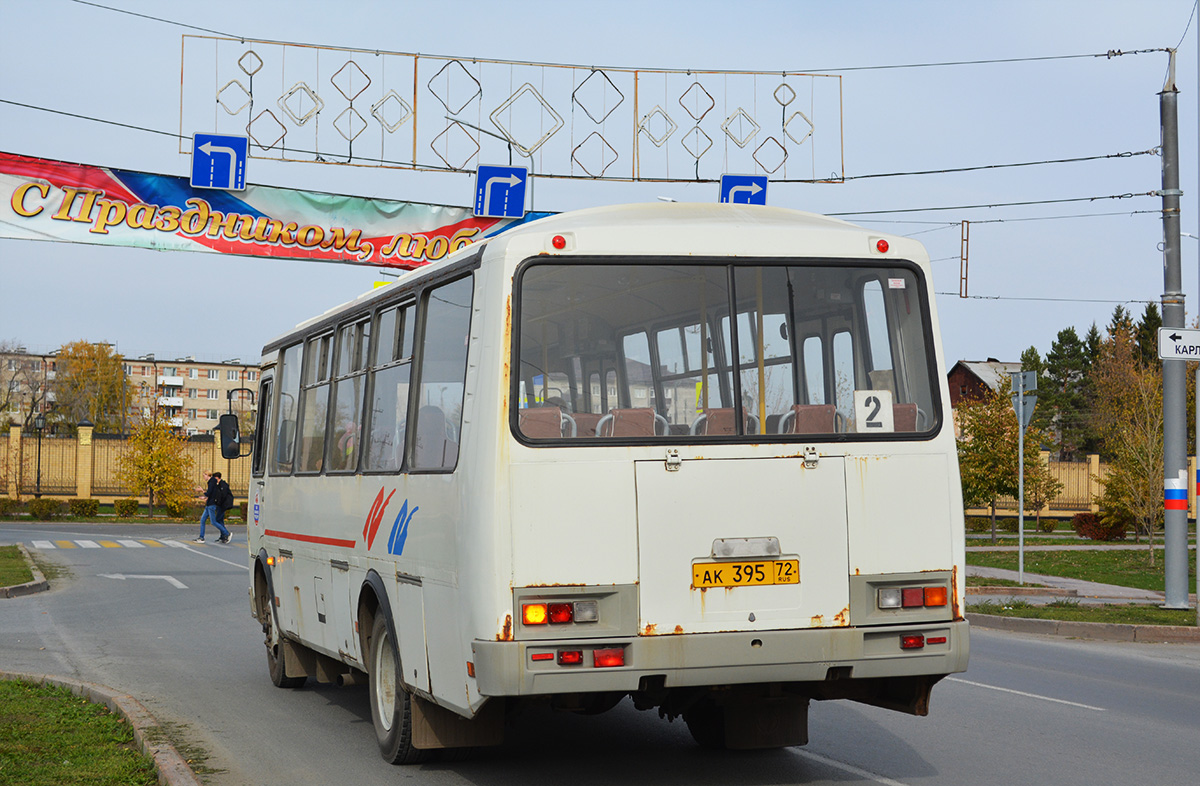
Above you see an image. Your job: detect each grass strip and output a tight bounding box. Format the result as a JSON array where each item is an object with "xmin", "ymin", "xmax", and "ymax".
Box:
[
  {"xmin": 0, "ymin": 680, "xmax": 157, "ymax": 786},
  {"xmin": 966, "ymin": 548, "xmax": 1197, "ymax": 592},
  {"xmin": 0, "ymin": 545, "xmax": 33, "ymax": 587},
  {"xmin": 969, "ymin": 599, "xmax": 1195, "ymax": 627}
]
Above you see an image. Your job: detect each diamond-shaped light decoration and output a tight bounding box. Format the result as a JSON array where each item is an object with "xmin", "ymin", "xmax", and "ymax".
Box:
[
  {"xmin": 721, "ymin": 108, "xmax": 759, "ymax": 148},
  {"xmin": 489, "ymin": 83, "xmax": 564, "ymax": 157},
  {"xmin": 753, "ymin": 136, "xmax": 788, "ymax": 173},
  {"xmin": 429, "ymin": 121, "xmax": 480, "ymax": 171},
  {"xmin": 217, "ymin": 79, "xmax": 251, "ymax": 115},
  {"xmin": 572, "ymin": 69, "xmax": 624, "ymax": 124},
  {"xmin": 333, "ymin": 107, "xmax": 368, "ymax": 142},
  {"xmin": 680, "ymin": 126, "xmax": 713, "ymax": 160},
  {"xmin": 331, "ymin": 60, "xmax": 371, "ymax": 102},
  {"xmin": 238, "ymin": 50, "xmax": 263, "ymax": 77},
  {"xmin": 427, "ymin": 59, "xmax": 481, "ymax": 115},
  {"xmin": 679, "ymin": 82, "xmax": 715, "ymax": 122},
  {"xmin": 773, "ymin": 83, "xmax": 796, "ymax": 107},
  {"xmin": 638, "ymin": 106, "xmax": 677, "ymax": 147},
  {"xmin": 277, "ymin": 82, "xmax": 324, "ymax": 126},
  {"xmin": 371, "ymin": 90, "xmax": 412, "ymax": 133},
  {"xmin": 784, "ymin": 110, "xmax": 814, "ymax": 146},
  {"xmin": 247, "ymin": 109, "xmax": 287, "ymax": 151},
  {"xmin": 571, "ymin": 132, "xmax": 619, "ymax": 177}
]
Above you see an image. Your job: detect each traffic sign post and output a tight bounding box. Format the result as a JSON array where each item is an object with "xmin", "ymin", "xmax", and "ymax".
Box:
[
  {"xmin": 474, "ymin": 165, "xmax": 528, "ymax": 219},
  {"xmin": 718, "ymin": 174, "xmax": 768, "ymax": 205},
  {"xmin": 190, "ymin": 133, "xmax": 249, "ymax": 191},
  {"xmin": 1011, "ymin": 370, "xmax": 1037, "ymax": 583}
]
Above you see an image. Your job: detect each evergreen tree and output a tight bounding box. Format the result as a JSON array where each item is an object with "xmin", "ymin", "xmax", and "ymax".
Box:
[
  {"xmin": 1043, "ymin": 327, "xmax": 1088, "ymax": 461},
  {"xmin": 1134, "ymin": 303, "xmax": 1161, "ymax": 368}
]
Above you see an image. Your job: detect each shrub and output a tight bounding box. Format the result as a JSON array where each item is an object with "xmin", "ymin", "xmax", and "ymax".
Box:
[
  {"xmin": 27, "ymin": 498, "xmax": 63, "ymax": 520},
  {"xmin": 237, "ymin": 501, "xmax": 249, "ymax": 522},
  {"xmin": 68, "ymin": 498, "xmax": 100, "ymax": 518},
  {"xmin": 165, "ymin": 498, "xmax": 200, "ymax": 519},
  {"xmin": 998, "ymin": 517, "xmax": 1019, "ymax": 533},
  {"xmin": 114, "ymin": 498, "xmax": 140, "ymax": 518},
  {"xmin": 1037, "ymin": 517, "xmax": 1057, "ymax": 533},
  {"xmin": 0, "ymin": 498, "xmax": 21, "ymax": 517},
  {"xmin": 964, "ymin": 517, "xmax": 989, "ymax": 533},
  {"xmin": 1072, "ymin": 511, "xmax": 1127, "ymax": 541}
]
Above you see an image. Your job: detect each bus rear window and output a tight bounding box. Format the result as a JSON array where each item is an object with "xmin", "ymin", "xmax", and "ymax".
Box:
[{"xmin": 514, "ymin": 261, "xmax": 938, "ymax": 442}]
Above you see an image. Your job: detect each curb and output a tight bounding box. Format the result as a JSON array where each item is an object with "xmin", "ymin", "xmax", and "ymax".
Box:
[
  {"xmin": 967, "ymin": 585, "xmax": 1078, "ymax": 597},
  {"xmin": 0, "ymin": 543, "xmax": 50, "ymax": 598},
  {"xmin": 0, "ymin": 670, "xmax": 203, "ymax": 786},
  {"xmin": 967, "ymin": 613, "xmax": 1200, "ymax": 643}
]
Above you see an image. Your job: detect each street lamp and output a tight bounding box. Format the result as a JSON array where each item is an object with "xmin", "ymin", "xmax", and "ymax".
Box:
[{"xmin": 33, "ymin": 412, "xmax": 45, "ymax": 498}]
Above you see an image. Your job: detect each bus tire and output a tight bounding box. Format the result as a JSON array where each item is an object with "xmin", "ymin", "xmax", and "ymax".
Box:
[
  {"xmin": 683, "ymin": 699, "xmax": 727, "ymax": 749},
  {"xmin": 367, "ymin": 614, "xmax": 430, "ymax": 764},
  {"xmin": 259, "ymin": 579, "xmax": 305, "ymax": 689}
]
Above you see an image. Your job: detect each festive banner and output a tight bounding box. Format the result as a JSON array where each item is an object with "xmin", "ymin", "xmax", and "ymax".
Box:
[{"xmin": 0, "ymin": 151, "xmax": 550, "ymax": 268}]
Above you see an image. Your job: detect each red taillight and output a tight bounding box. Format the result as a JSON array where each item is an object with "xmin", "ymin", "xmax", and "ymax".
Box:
[
  {"xmin": 901, "ymin": 588, "xmax": 925, "ymax": 608},
  {"xmin": 900, "ymin": 634, "xmax": 925, "ymax": 650},
  {"xmin": 523, "ymin": 603, "xmax": 548, "ymax": 625},
  {"xmin": 557, "ymin": 649, "xmax": 584, "ymax": 666},
  {"xmin": 927, "ymin": 636, "xmax": 948, "ymax": 645},
  {"xmin": 593, "ymin": 647, "xmax": 625, "ymax": 668},
  {"xmin": 548, "ymin": 603, "xmax": 574, "ymax": 624},
  {"xmin": 530, "ymin": 652, "xmax": 554, "ymax": 662}
]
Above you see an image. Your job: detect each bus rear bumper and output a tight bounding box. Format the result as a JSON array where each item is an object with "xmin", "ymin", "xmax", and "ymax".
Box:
[{"xmin": 472, "ymin": 620, "xmax": 969, "ymax": 697}]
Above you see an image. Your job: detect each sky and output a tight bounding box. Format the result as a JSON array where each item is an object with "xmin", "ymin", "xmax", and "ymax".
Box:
[{"xmin": 1, "ymin": 0, "xmax": 1198, "ymax": 369}]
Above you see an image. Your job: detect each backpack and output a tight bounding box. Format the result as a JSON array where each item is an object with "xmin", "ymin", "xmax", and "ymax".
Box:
[{"xmin": 218, "ymin": 480, "xmax": 234, "ymax": 511}]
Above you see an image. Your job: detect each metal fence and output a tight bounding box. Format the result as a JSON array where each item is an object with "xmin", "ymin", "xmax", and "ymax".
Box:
[{"xmin": 18, "ymin": 432, "xmax": 76, "ymax": 496}]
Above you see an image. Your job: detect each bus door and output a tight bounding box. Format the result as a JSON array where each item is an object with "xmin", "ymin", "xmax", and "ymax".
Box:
[
  {"xmin": 251, "ymin": 376, "xmax": 273, "ymax": 540},
  {"xmin": 635, "ymin": 453, "xmax": 850, "ymax": 635}
]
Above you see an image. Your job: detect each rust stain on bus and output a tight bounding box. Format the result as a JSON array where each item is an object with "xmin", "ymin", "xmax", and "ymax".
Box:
[
  {"xmin": 643, "ymin": 623, "xmax": 657, "ymax": 636},
  {"xmin": 951, "ymin": 567, "xmax": 961, "ymax": 620},
  {"xmin": 833, "ymin": 607, "xmax": 849, "ymax": 626},
  {"xmin": 810, "ymin": 614, "xmax": 824, "ymax": 627},
  {"xmin": 498, "ymin": 614, "xmax": 513, "ymax": 641}
]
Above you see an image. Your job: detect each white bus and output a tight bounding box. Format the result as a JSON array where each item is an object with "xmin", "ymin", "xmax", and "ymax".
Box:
[{"xmin": 233, "ymin": 202, "xmax": 968, "ymax": 763}]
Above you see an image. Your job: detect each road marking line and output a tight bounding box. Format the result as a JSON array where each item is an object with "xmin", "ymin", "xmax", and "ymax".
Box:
[
  {"xmin": 98, "ymin": 540, "xmax": 121, "ymax": 548},
  {"xmin": 32, "ymin": 540, "xmax": 55, "ymax": 549},
  {"xmin": 163, "ymin": 540, "xmax": 189, "ymax": 548},
  {"xmin": 794, "ymin": 750, "xmax": 909, "ymax": 786},
  {"xmin": 947, "ymin": 677, "xmax": 1106, "ymax": 711},
  {"xmin": 55, "ymin": 540, "xmax": 77, "ymax": 548},
  {"xmin": 76, "ymin": 540, "xmax": 101, "ymax": 549},
  {"xmin": 175, "ymin": 544, "xmax": 249, "ymax": 570},
  {"xmin": 139, "ymin": 539, "xmax": 165, "ymax": 547},
  {"xmin": 117, "ymin": 539, "xmax": 145, "ymax": 548}
]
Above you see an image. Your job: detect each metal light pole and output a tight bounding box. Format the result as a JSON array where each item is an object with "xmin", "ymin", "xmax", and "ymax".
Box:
[
  {"xmin": 33, "ymin": 412, "xmax": 45, "ymax": 498},
  {"xmin": 1159, "ymin": 50, "xmax": 1189, "ymax": 609}
]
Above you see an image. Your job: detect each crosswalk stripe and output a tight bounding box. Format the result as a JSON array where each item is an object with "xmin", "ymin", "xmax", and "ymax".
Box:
[
  {"xmin": 139, "ymin": 539, "xmax": 165, "ymax": 547},
  {"xmin": 117, "ymin": 539, "xmax": 145, "ymax": 548},
  {"xmin": 77, "ymin": 540, "xmax": 101, "ymax": 549},
  {"xmin": 97, "ymin": 541, "xmax": 121, "ymax": 548},
  {"xmin": 55, "ymin": 540, "xmax": 77, "ymax": 549},
  {"xmin": 32, "ymin": 540, "xmax": 54, "ymax": 549},
  {"xmin": 163, "ymin": 540, "xmax": 188, "ymax": 548}
]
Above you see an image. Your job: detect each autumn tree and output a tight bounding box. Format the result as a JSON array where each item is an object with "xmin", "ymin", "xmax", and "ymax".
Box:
[
  {"xmin": 53, "ymin": 341, "xmax": 126, "ymax": 433},
  {"xmin": 115, "ymin": 394, "xmax": 193, "ymax": 517},
  {"xmin": 956, "ymin": 379, "xmax": 1059, "ymax": 542},
  {"xmin": 1091, "ymin": 326, "xmax": 1163, "ymax": 560}
]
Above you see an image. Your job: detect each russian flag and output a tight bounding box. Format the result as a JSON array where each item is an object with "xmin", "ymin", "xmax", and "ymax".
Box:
[{"xmin": 1164, "ymin": 473, "xmax": 1188, "ymax": 511}]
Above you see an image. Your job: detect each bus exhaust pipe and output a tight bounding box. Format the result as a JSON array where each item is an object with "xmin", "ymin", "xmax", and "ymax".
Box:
[{"xmin": 337, "ymin": 672, "xmax": 362, "ymax": 687}]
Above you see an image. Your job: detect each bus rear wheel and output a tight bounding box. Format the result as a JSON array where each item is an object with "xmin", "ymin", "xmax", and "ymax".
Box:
[
  {"xmin": 367, "ymin": 614, "xmax": 430, "ymax": 764},
  {"xmin": 259, "ymin": 581, "xmax": 305, "ymax": 689}
]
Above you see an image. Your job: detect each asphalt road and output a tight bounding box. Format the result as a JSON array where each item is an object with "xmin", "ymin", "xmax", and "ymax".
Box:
[{"xmin": 2, "ymin": 521, "xmax": 1198, "ymax": 786}]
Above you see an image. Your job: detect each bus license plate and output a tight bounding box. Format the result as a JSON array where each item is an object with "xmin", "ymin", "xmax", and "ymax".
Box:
[{"xmin": 691, "ymin": 559, "xmax": 799, "ymax": 588}]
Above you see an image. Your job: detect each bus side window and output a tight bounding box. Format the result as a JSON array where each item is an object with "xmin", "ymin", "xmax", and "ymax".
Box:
[
  {"xmin": 409, "ymin": 276, "xmax": 473, "ymax": 471},
  {"xmin": 298, "ymin": 334, "xmax": 332, "ymax": 473},
  {"xmin": 252, "ymin": 379, "xmax": 272, "ymax": 477},
  {"xmin": 270, "ymin": 343, "xmax": 302, "ymax": 475},
  {"xmin": 364, "ymin": 304, "xmax": 412, "ymax": 472}
]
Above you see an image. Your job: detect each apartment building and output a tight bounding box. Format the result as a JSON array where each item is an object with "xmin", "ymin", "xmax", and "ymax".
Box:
[{"xmin": 2, "ymin": 348, "xmax": 260, "ymax": 436}]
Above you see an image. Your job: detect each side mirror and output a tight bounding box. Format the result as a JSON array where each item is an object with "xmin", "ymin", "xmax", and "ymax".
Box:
[{"xmin": 218, "ymin": 413, "xmax": 241, "ymax": 459}]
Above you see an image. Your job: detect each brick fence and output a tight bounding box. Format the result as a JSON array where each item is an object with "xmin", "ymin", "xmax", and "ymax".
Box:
[{"xmin": 1, "ymin": 424, "xmax": 252, "ymax": 503}]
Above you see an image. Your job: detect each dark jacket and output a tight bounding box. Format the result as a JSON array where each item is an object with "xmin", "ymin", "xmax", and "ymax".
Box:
[
  {"xmin": 204, "ymin": 476, "xmax": 219, "ymax": 507},
  {"xmin": 217, "ymin": 480, "xmax": 234, "ymax": 510}
]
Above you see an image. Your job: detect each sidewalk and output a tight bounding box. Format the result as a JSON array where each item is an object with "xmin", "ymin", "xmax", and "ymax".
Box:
[{"xmin": 966, "ymin": 565, "xmax": 1187, "ymax": 605}]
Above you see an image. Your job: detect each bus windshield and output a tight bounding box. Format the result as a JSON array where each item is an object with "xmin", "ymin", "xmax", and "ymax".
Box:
[{"xmin": 514, "ymin": 260, "xmax": 938, "ymax": 441}]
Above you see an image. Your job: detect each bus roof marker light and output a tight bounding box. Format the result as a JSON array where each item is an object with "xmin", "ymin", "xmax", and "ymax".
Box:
[
  {"xmin": 876, "ymin": 239, "xmax": 889, "ymax": 254},
  {"xmin": 552, "ymin": 234, "xmax": 567, "ymax": 250}
]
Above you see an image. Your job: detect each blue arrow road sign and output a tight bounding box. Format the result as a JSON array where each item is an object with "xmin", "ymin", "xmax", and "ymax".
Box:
[
  {"xmin": 719, "ymin": 173, "xmax": 768, "ymax": 205},
  {"xmin": 474, "ymin": 165, "xmax": 528, "ymax": 219},
  {"xmin": 191, "ymin": 133, "xmax": 249, "ymax": 191}
]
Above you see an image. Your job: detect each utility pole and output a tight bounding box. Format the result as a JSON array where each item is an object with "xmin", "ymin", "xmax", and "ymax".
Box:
[{"xmin": 1159, "ymin": 49, "xmax": 1189, "ymax": 610}]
